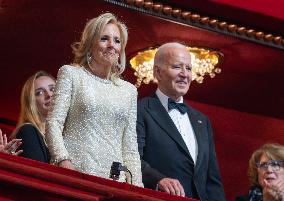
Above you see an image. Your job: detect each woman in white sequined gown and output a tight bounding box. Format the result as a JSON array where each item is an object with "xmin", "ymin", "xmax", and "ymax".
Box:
[{"xmin": 45, "ymin": 13, "xmax": 143, "ymax": 187}]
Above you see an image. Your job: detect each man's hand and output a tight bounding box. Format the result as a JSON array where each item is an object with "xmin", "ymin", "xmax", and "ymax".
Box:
[{"xmin": 158, "ymin": 178, "xmax": 185, "ymax": 197}]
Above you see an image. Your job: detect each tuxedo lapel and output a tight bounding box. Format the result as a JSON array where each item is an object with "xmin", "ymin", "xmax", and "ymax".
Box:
[
  {"xmin": 145, "ymin": 95, "xmax": 193, "ymax": 160},
  {"xmin": 186, "ymin": 106, "xmax": 206, "ymax": 171}
]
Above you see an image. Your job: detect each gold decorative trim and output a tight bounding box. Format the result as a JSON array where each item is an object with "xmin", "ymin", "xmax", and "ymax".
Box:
[{"xmin": 104, "ymin": 0, "xmax": 284, "ymax": 50}]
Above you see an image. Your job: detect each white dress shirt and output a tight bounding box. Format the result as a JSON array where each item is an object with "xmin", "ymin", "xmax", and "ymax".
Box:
[{"xmin": 156, "ymin": 89, "xmax": 198, "ymax": 164}]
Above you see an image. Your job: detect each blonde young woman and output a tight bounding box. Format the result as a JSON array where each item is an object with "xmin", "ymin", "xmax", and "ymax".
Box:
[
  {"xmin": 12, "ymin": 71, "xmax": 56, "ymax": 163},
  {"xmin": 45, "ymin": 13, "xmax": 143, "ymax": 187}
]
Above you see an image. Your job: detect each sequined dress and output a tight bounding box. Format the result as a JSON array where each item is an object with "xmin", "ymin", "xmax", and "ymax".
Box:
[{"xmin": 45, "ymin": 65, "xmax": 143, "ymax": 186}]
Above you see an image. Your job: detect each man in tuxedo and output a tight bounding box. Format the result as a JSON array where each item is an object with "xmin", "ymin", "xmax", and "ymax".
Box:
[{"xmin": 137, "ymin": 42, "xmax": 226, "ymax": 201}]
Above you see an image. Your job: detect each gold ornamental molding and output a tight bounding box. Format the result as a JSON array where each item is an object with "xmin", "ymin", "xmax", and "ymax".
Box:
[{"xmin": 104, "ymin": 0, "xmax": 284, "ymax": 50}]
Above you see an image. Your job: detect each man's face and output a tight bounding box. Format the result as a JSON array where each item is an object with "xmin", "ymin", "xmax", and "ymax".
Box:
[{"xmin": 155, "ymin": 47, "xmax": 192, "ymax": 101}]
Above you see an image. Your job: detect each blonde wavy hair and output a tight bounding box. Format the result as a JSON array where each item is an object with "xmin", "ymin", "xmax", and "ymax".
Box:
[
  {"xmin": 12, "ymin": 71, "xmax": 55, "ymax": 138},
  {"xmin": 248, "ymin": 143, "xmax": 284, "ymax": 187},
  {"xmin": 71, "ymin": 12, "xmax": 128, "ymax": 81}
]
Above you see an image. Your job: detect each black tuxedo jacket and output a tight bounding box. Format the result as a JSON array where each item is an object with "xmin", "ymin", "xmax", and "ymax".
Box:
[{"xmin": 137, "ymin": 94, "xmax": 225, "ymax": 201}]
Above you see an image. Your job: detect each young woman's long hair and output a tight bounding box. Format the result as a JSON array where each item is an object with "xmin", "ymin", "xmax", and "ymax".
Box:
[{"xmin": 12, "ymin": 71, "xmax": 55, "ymax": 138}]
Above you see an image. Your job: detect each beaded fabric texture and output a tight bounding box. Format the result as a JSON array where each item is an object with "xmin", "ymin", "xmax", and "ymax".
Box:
[{"xmin": 45, "ymin": 65, "xmax": 143, "ymax": 186}]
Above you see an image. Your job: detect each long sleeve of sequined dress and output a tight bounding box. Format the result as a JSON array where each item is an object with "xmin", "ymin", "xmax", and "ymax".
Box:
[
  {"xmin": 121, "ymin": 86, "xmax": 143, "ymax": 187},
  {"xmin": 45, "ymin": 66, "xmax": 73, "ymax": 164},
  {"xmin": 45, "ymin": 65, "xmax": 143, "ymax": 187}
]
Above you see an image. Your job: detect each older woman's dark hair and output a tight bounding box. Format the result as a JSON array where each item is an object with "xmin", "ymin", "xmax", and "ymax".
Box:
[{"xmin": 248, "ymin": 143, "xmax": 284, "ymax": 187}]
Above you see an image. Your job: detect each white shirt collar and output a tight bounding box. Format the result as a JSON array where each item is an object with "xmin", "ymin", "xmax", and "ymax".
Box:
[{"xmin": 156, "ymin": 88, "xmax": 183, "ymax": 112}]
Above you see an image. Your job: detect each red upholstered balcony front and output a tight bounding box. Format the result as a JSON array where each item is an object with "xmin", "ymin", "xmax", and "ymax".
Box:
[{"xmin": 0, "ymin": 152, "xmax": 198, "ymax": 201}]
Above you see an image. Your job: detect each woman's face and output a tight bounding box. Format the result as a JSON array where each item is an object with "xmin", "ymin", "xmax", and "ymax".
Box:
[
  {"xmin": 257, "ymin": 154, "xmax": 284, "ymax": 188},
  {"xmin": 91, "ymin": 23, "xmax": 121, "ymax": 68},
  {"xmin": 34, "ymin": 76, "xmax": 55, "ymax": 118}
]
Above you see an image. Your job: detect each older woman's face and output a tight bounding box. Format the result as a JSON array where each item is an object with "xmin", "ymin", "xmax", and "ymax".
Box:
[
  {"xmin": 92, "ymin": 23, "xmax": 121, "ymax": 67},
  {"xmin": 258, "ymin": 154, "xmax": 284, "ymax": 188},
  {"xmin": 34, "ymin": 76, "xmax": 55, "ymax": 118}
]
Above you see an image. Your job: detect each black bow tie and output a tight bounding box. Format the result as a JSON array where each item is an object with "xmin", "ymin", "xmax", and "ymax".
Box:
[{"xmin": 168, "ymin": 98, "xmax": 188, "ymax": 114}]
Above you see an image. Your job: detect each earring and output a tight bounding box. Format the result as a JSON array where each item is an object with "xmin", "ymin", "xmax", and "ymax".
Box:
[
  {"xmin": 87, "ymin": 52, "xmax": 92, "ymax": 67},
  {"xmin": 116, "ymin": 55, "xmax": 122, "ymax": 69}
]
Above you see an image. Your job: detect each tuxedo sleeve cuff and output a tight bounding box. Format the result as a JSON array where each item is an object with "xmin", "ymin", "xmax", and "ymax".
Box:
[{"xmin": 141, "ymin": 160, "xmax": 166, "ymax": 189}]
